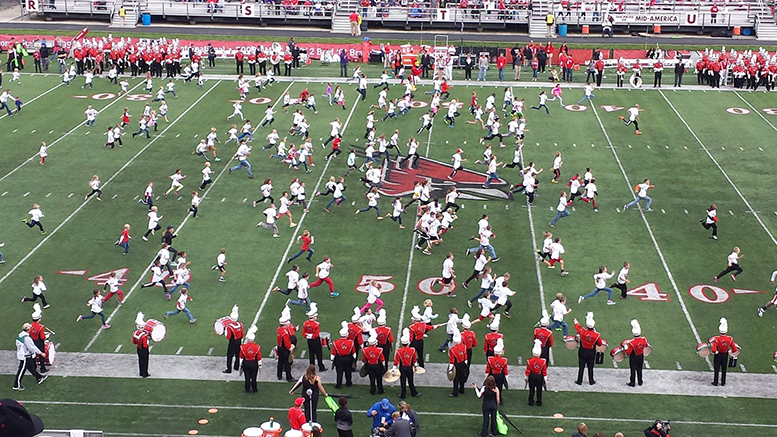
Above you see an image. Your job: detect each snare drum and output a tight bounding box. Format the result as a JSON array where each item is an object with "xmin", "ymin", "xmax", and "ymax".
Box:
[
  {"xmin": 320, "ymin": 332, "xmax": 331, "ymax": 349},
  {"xmin": 301, "ymin": 422, "xmax": 322, "ymax": 437},
  {"xmin": 610, "ymin": 347, "xmax": 627, "ymax": 363},
  {"xmin": 214, "ymin": 316, "xmax": 231, "ymax": 336},
  {"xmin": 243, "ymin": 428, "xmax": 264, "ymax": 437},
  {"xmin": 260, "ymin": 421, "xmax": 282, "ymax": 437},
  {"xmin": 413, "ymin": 366, "xmax": 426, "ymax": 374},
  {"xmin": 773, "ymin": 350, "xmax": 777, "ymax": 363},
  {"xmin": 285, "ymin": 430, "xmax": 303, "ymax": 437},
  {"xmin": 730, "ymin": 343, "xmax": 741, "ymax": 358},
  {"xmin": 563, "ymin": 335, "xmax": 578, "ymax": 350},
  {"xmin": 44, "ymin": 341, "xmax": 57, "ymax": 365},
  {"xmin": 696, "ymin": 342, "xmax": 712, "ymax": 357},
  {"xmin": 643, "ymin": 344, "xmax": 653, "ymax": 356},
  {"xmin": 144, "ymin": 319, "xmax": 167, "ymax": 342},
  {"xmin": 595, "ymin": 339, "xmax": 608, "ymax": 353}
]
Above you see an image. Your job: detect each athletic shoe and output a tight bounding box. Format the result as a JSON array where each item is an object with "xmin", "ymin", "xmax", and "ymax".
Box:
[
  {"xmin": 492, "ymin": 257, "xmax": 500, "ymax": 262},
  {"xmin": 76, "ymin": 315, "xmax": 83, "ymax": 322},
  {"xmin": 219, "ymin": 277, "xmax": 226, "ymax": 282},
  {"xmin": 758, "ymin": 308, "xmax": 765, "ymax": 318},
  {"xmin": 561, "ymin": 271, "xmax": 569, "ymax": 276},
  {"xmin": 43, "ymin": 304, "xmax": 51, "ymax": 309},
  {"xmin": 190, "ymin": 318, "xmax": 197, "ymax": 324},
  {"xmin": 211, "ymin": 265, "xmax": 217, "ymax": 270},
  {"xmin": 731, "ymin": 275, "xmax": 737, "ymax": 282},
  {"xmin": 38, "ymin": 375, "xmax": 48, "ymax": 385},
  {"xmin": 462, "ymin": 282, "xmax": 468, "ymax": 289},
  {"xmin": 712, "ymin": 236, "xmax": 718, "ymax": 240},
  {"xmin": 646, "ymin": 208, "xmax": 653, "ymax": 212},
  {"xmin": 253, "ymin": 201, "xmax": 257, "ymax": 207},
  {"xmin": 167, "ymin": 294, "xmax": 171, "ymax": 301},
  {"xmin": 547, "ymin": 265, "xmax": 555, "ymax": 269},
  {"xmin": 548, "ymin": 224, "xmax": 555, "ymax": 228},
  {"xmin": 446, "ymin": 294, "xmax": 456, "ymax": 298},
  {"xmin": 142, "ymin": 236, "xmax": 148, "ymax": 241},
  {"xmin": 12, "ymin": 386, "xmax": 24, "ymax": 391},
  {"xmin": 164, "ymin": 313, "xmax": 169, "ymax": 319},
  {"xmin": 102, "ymin": 324, "xmax": 111, "ymax": 329},
  {"xmin": 467, "ymin": 300, "xmax": 472, "ymax": 308},
  {"xmin": 331, "ymin": 292, "xmax": 340, "ymax": 298},
  {"xmin": 606, "ymin": 301, "xmax": 616, "ymax": 306},
  {"xmin": 578, "ymin": 296, "xmax": 584, "ymax": 304},
  {"xmin": 713, "ymin": 276, "xmax": 718, "ymax": 284}
]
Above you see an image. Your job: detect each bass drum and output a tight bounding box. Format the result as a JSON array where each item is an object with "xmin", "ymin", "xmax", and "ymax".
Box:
[
  {"xmin": 45, "ymin": 341, "xmax": 57, "ymax": 365},
  {"xmin": 630, "ymin": 74, "xmax": 643, "ymax": 88}
]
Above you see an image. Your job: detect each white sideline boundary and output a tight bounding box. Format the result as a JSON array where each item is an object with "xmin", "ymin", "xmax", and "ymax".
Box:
[
  {"xmin": 590, "ymin": 104, "xmax": 712, "ymax": 370},
  {"xmin": 659, "ymin": 90, "xmax": 777, "ymax": 248},
  {"xmin": 250, "ymin": 92, "xmax": 361, "ymax": 327},
  {"xmin": 17, "ymin": 400, "xmax": 777, "ymax": 429},
  {"xmin": 0, "ymin": 81, "xmax": 224, "ymax": 291},
  {"xmin": 733, "ymin": 91, "xmax": 777, "ymax": 133},
  {"xmin": 0, "ymin": 80, "xmax": 146, "ymax": 184}
]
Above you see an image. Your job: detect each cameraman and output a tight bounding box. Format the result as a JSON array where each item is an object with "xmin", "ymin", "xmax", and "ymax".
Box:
[{"xmin": 644, "ymin": 421, "xmax": 671, "ymax": 437}]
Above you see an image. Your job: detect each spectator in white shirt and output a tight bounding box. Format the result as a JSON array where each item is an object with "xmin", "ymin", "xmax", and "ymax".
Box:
[{"xmin": 23, "ymin": 203, "xmax": 45, "ymax": 235}]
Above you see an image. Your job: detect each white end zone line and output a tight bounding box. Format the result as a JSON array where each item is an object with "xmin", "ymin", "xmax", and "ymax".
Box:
[
  {"xmin": 15, "ymin": 400, "xmax": 777, "ymax": 429},
  {"xmin": 250, "ymin": 85, "xmax": 358, "ymax": 327},
  {"xmin": 394, "ymin": 116, "xmax": 435, "ymax": 351},
  {"xmin": 590, "ymin": 104, "xmax": 712, "ymax": 371},
  {"xmin": 659, "ymin": 90, "xmax": 777, "ymax": 248},
  {"xmin": 0, "ymin": 80, "xmax": 146, "ymax": 184},
  {"xmin": 0, "ymin": 82, "xmax": 65, "ymax": 121},
  {"xmin": 0, "ymin": 80, "xmax": 224, "ymax": 294}
]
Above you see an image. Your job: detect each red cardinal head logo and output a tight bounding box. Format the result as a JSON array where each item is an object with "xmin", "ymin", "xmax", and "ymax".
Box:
[{"xmin": 380, "ymin": 156, "xmax": 511, "ymax": 201}]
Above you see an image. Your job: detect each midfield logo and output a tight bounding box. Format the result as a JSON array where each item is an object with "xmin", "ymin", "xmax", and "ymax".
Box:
[{"xmin": 380, "ymin": 156, "xmax": 511, "ymax": 201}]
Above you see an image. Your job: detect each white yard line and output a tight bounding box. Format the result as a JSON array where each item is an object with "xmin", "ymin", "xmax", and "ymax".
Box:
[
  {"xmin": 733, "ymin": 91, "xmax": 777, "ymax": 132},
  {"xmin": 522, "ymin": 146, "xmax": 552, "ymax": 364},
  {"xmin": 82, "ymin": 80, "xmax": 262, "ymax": 351},
  {"xmin": 394, "ymin": 117, "xmax": 435, "ymax": 351},
  {"xmin": 0, "ymin": 81, "xmax": 224, "ymax": 293},
  {"xmin": 659, "ymin": 90, "xmax": 777, "ymax": 247},
  {"xmin": 250, "ymin": 85, "xmax": 359, "ymax": 327},
  {"xmin": 16, "ymin": 400, "xmax": 777, "ymax": 429},
  {"xmin": 0, "ymin": 80, "xmax": 146, "ymax": 184},
  {"xmin": 0, "ymin": 82, "xmax": 65, "ymax": 121},
  {"xmin": 590, "ymin": 104, "xmax": 712, "ymax": 370}
]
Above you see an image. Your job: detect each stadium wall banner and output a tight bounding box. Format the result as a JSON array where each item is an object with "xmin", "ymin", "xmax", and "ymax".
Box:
[{"xmin": 616, "ymin": 12, "xmax": 698, "ymax": 25}]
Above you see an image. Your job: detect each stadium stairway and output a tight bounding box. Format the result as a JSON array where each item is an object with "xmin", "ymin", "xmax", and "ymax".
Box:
[
  {"xmin": 756, "ymin": 10, "xmax": 777, "ymax": 41},
  {"xmin": 528, "ymin": 0, "xmax": 554, "ymax": 38},
  {"xmin": 110, "ymin": 0, "xmax": 139, "ymax": 28},
  {"xmin": 331, "ymin": 0, "xmax": 359, "ymax": 34}
]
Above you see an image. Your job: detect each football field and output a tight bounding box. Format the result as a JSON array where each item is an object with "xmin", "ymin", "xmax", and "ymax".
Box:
[{"xmin": 2, "ymin": 65, "xmax": 777, "ymax": 436}]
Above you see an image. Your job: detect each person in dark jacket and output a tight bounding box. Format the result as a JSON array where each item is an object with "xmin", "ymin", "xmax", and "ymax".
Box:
[
  {"xmin": 571, "ymin": 422, "xmax": 588, "ymax": 437},
  {"xmin": 161, "ymin": 225, "xmax": 178, "ymax": 261},
  {"xmin": 340, "ymin": 50, "xmax": 349, "ymax": 78},
  {"xmin": 334, "ymin": 396, "xmax": 353, "ymax": 437},
  {"xmin": 674, "ymin": 60, "xmax": 685, "ymax": 87},
  {"xmin": 398, "ymin": 401, "xmax": 419, "ymax": 437},
  {"xmin": 537, "ymin": 48, "xmax": 547, "ymax": 73},
  {"xmin": 381, "ymin": 412, "xmax": 412, "ymax": 437}
]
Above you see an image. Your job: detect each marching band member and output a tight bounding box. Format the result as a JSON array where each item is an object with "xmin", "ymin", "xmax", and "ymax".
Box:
[
  {"xmin": 624, "ymin": 319, "xmax": 648, "ymax": 387},
  {"xmin": 484, "ymin": 314, "xmax": 503, "ymax": 358},
  {"xmin": 448, "ymin": 328, "xmax": 469, "ymax": 397},
  {"xmin": 223, "ymin": 305, "xmax": 244, "ymax": 374},
  {"xmin": 534, "ymin": 310, "xmax": 554, "ymax": 362},
  {"xmin": 276, "ymin": 306, "xmax": 295, "ymax": 382},
  {"xmin": 393, "ymin": 328, "xmax": 421, "ymax": 399},
  {"xmin": 303, "ymin": 303, "xmax": 326, "ymax": 372},
  {"xmin": 408, "ymin": 306, "xmax": 439, "ymax": 368},
  {"xmin": 14, "ymin": 323, "xmax": 47, "ymax": 390},
  {"xmin": 132, "ymin": 312, "xmax": 150, "ymax": 378},
  {"xmin": 332, "ymin": 321, "xmax": 356, "ymax": 389},
  {"xmin": 525, "ymin": 339, "xmax": 547, "ymax": 406},
  {"xmin": 347, "ymin": 307, "xmax": 364, "ymax": 360},
  {"xmin": 29, "ymin": 304, "xmax": 48, "ymax": 374},
  {"xmin": 486, "ymin": 338, "xmax": 509, "ymax": 400},
  {"xmin": 574, "ymin": 312, "xmax": 603, "ymax": 386},
  {"xmin": 460, "ymin": 314, "xmax": 477, "ymax": 371},
  {"xmin": 375, "ymin": 309, "xmax": 394, "ymax": 371},
  {"xmin": 240, "ymin": 325, "xmax": 262, "ymax": 393},
  {"xmin": 362, "ymin": 330, "xmax": 385, "ymax": 395},
  {"xmin": 711, "ymin": 318, "xmax": 738, "ymax": 387}
]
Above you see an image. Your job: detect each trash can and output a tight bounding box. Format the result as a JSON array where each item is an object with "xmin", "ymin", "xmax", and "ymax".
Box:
[
  {"xmin": 742, "ymin": 27, "xmax": 752, "ymax": 36},
  {"xmin": 142, "ymin": 13, "xmax": 151, "ymax": 26},
  {"xmin": 558, "ymin": 23, "xmax": 568, "ymax": 37}
]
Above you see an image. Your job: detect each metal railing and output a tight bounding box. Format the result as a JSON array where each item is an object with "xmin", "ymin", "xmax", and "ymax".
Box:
[{"xmin": 358, "ymin": 6, "xmax": 532, "ymax": 25}]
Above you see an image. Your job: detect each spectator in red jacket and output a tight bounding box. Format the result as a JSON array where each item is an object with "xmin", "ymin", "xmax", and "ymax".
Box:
[{"xmin": 496, "ymin": 53, "xmax": 507, "ymax": 82}]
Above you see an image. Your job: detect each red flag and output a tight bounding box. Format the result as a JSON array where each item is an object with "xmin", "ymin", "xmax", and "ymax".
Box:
[{"xmin": 74, "ymin": 27, "xmax": 89, "ymax": 41}]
